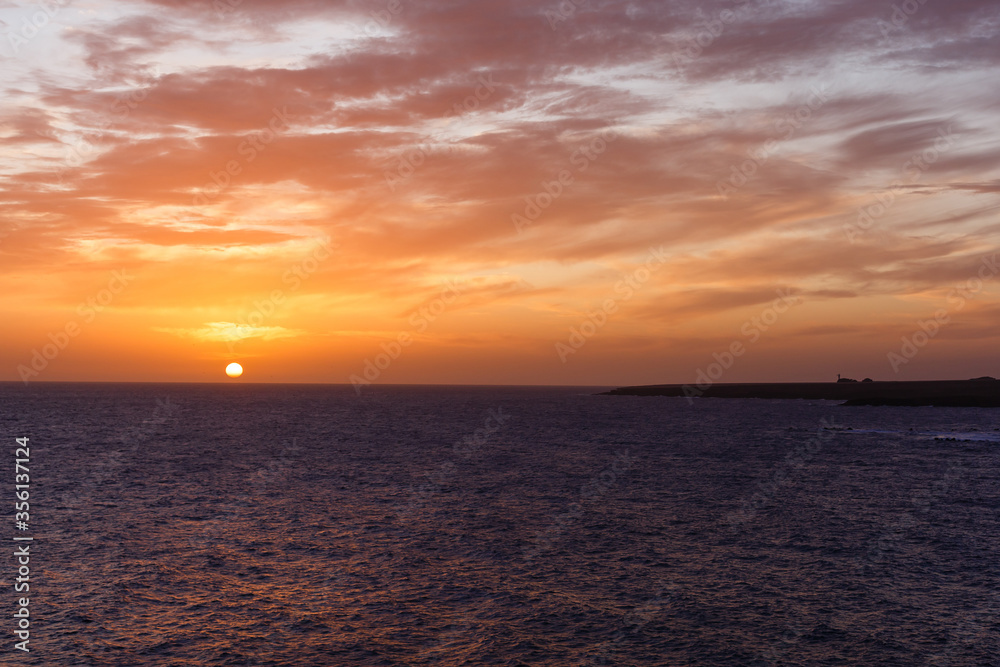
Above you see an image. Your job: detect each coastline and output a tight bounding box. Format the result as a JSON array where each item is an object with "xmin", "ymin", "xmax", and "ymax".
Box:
[{"xmin": 600, "ymin": 379, "xmax": 1000, "ymax": 407}]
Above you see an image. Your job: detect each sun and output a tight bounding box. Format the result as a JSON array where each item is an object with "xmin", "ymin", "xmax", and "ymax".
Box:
[{"xmin": 225, "ymin": 362, "xmax": 244, "ymax": 378}]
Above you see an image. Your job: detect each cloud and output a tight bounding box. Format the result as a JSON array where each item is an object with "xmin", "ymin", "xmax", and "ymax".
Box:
[
  {"xmin": 2, "ymin": 0, "xmax": 999, "ymax": 382},
  {"xmin": 153, "ymin": 322, "xmax": 306, "ymax": 342}
]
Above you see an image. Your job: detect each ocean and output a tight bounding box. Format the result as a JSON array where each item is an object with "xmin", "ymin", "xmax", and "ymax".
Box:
[{"xmin": 1, "ymin": 383, "xmax": 998, "ymax": 665}]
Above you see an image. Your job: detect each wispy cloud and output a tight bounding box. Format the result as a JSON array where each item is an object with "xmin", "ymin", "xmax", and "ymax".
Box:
[{"xmin": 153, "ymin": 322, "xmax": 305, "ymax": 342}]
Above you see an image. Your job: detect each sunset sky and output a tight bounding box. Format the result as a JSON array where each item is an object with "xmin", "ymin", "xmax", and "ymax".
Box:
[{"xmin": 2, "ymin": 0, "xmax": 998, "ymax": 385}]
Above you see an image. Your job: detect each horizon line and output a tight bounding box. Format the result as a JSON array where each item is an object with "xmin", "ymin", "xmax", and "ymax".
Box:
[{"xmin": 1, "ymin": 378, "xmax": 993, "ymax": 387}]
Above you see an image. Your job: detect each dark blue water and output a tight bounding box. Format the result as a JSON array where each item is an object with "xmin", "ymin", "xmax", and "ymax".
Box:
[{"xmin": 1, "ymin": 383, "xmax": 998, "ymax": 665}]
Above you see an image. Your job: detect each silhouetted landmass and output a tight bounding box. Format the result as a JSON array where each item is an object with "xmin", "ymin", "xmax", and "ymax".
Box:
[{"xmin": 601, "ymin": 379, "xmax": 1000, "ymax": 407}]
